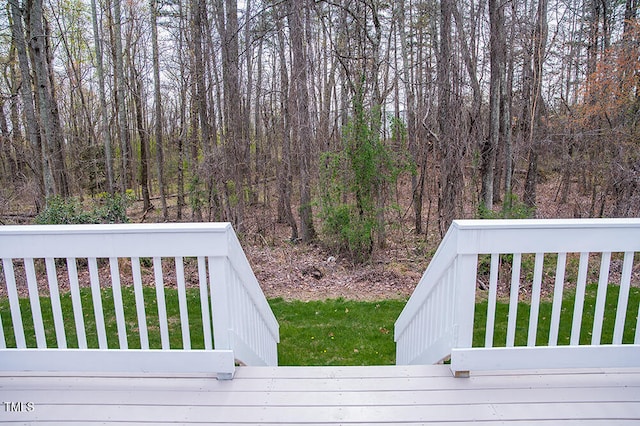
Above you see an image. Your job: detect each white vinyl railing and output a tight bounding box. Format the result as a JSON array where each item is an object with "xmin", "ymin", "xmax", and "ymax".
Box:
[
  {"xmin": 395, "ymin": 219, "xmax": 640, "ymax": 376},
  {"xmin": 0, "ymin": 223, "xmax": 279, "ymax": 379}
]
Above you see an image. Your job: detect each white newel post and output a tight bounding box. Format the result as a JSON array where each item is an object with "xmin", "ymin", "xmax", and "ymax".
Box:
[
  {"xmin": 209, "ymin": 255, "xmax": 234, "ymax": 379},
  {"xmin": 451, "ymin": 253, "xmax": 478, "ymax": 377}
]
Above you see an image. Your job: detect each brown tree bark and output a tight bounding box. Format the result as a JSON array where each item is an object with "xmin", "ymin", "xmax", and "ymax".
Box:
[
  {"xmin": 481, "ymin": 0, "xmax": 506, "ymax": 211},
  {"xmin": 286, "ymin": 0, "xmax": 316, "ymax": 242},
  {"xmin": 132, "ymin": 68, "xmax": 152, "ymax": 213},
  {"xmin": 8, "ymin": 0, "xmax": 45, "ymax": 202},
  {"xmin": 109, "ymin": 0, "xmax": 131, "ymax": 193},
  {"xmin": 28, "ymin": 0, "xmax": 69, "ymax": 197},
  {"xmin": 150, "ymin": 0, "xmax": 167, "ymax": 220},
  {"xmin": 274, "ymin": 7, "xmax": 298, "ymax": 240},
  {"xmin": 90, "ymin": 0, "xmax": 114, "ymax": 194},
  {"xmin": 436, "ymin": 0, "xmax": 464, "ymax": 236},
  {"xmin": 523, "ymin": 0, "xmax": 548, "ymax": 209},
  {"xmin": 216, "ymin": 0, "xmax": 246, "ymax": 231}
]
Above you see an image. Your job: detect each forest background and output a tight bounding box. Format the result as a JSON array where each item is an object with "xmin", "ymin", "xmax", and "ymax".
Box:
[{"xmin": 1, "ymin": 0, "xmax": 639, "ymax": 291}]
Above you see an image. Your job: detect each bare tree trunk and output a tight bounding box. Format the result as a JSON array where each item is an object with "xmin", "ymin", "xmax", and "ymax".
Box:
[
  {"xmin": 28, "ymin": 0, "xmax": 63, "ymax": 197},
  {"xmin": 523, "ymin": 0, "xmax": 548, "ymax": 209},
  {"xmin": 437, "ymin": 0, "xmax": 463, "ymax": 236},
  {"xmin": 286, "ymin": 0, "xmax": 316, "ymax": 242},
  {"xmin": 132, "ymin": 68, "xmax": 152, "ymax": 213},
  {"xmin": 396, "ymin": 0, "xmax": 423, "ymax": 233},
  {"xmin": 503, "ymin": 1, "xmax": 516, "ymax": 206},
  {"xmin": 482, "ymin": 0, "xmax": 506, "ymax": 211},
  {"xmin": 275, "ymin": 8, "xmax": 298, "ymax": 240},
  {"xmin": 176, "ymin": 0, "xmax": 187, "ymax": 221},
  {"xmin": 190, "ymin": 0, "xmax": 214, "ymax": 222},
  {"xmin": 9, "ymin": 0, "xmax": 46, "ymax": 202},
  {"xmin": 216, "ymin": 0, "xmax": 246, "ymax": 231},
  {"xmin": 90, "ymin": 0, "xmax": 114, "ymax": 194},
  {"xmin": 0, "ymin": 99, "xmax": 14, "ymax": 180},
  {"xmin": 586, "ymin": 0, "xmax": 600, "ymax": 100},
  {"xmin": 150, "ymin": 0, "xmax": 167, "ymax": 219},
  {"xmin": 8, "ymin": 75, "xmax": 25, "ymax": 180},
  {"xmin": 112, "ymin": 0, "xmax": 130, "ymax": 192},
  {"xmin": 244, "ymin": 0, "xmax": 255, "ymax": 204},
  {"xmin": 43, "ymin": 17, "xmax": 69, "ymax": 197}
]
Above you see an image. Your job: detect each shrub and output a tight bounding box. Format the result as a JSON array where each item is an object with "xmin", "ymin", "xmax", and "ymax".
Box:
[
  {"xmin": 36, "ymin": 192, "xmax": 132, "ymax": 225},
  {"xmin": 319, "ymin": 95, "xmax": 410, "ymax": 262},
  {"xmin": 477, "ymin": 193, "xmax": 535, "ymax": 219}
]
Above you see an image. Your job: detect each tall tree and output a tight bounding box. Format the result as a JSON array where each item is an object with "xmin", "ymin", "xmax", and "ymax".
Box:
[
  {"xmin": 8, "ymin": 0, "xmax": 46, "ymax": 201},
  {"xmin": 481, "ymin": 0, "xmax": 506, "ymax": 210},
  {"xmin": 286, "ymin": 0, "xmax": 316, "ymax": 242},
  {"xmin": 436, "ymin": 0, "xmax": 464, "ymax": 235},
  {"xmin": 396, "ymin": 0, "xmax": 424, "ymax": 233},
  {"xmin": 523, "ymin": 0, "xmax": 548, "ymax": 208},
  {"xmin": 274, "ymin": 5, "xmax": 298, "ymax": 240},
  {"xmin": 29, "ymin": 0, "xmax": 69, "ymax": 197},
  {"xmin": 112, "ymin": 0, "xmax": 130, "ymax": 192},
  {"xmin": 217, "ymin": 0, "xmax": 246, "ymax": 231},
  {"xmin": 90, "ymin": 0, "xmax": 114, "ymax": 194},
  {"xmin": 150, "ymin": 0, "xmax": 167, "ymax": 219}
]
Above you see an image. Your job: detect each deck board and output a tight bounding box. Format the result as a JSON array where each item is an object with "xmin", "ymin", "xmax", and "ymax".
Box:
[{"xmin": 1, "ymin": 365, "xmax": 639, "ymax": 424}]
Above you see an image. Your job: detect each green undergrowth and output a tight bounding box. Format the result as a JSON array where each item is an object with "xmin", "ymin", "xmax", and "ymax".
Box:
[{"xmin": 0, "ymin": 284, "xmax": 637, "ymax": 366}]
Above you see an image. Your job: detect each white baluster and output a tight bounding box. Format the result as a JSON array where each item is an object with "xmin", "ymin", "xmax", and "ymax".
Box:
[
  {"xmin": 88, "ymin": 257, "xmax": 108, "ymax": 349},
  {"xmin": 506, "ymin": 253, "xmax": 521, "ymax": 347},
  {"xmin": 131, "ymin": 257, "xmax": 149, "ymax": 350},
  {"xmin": 548, "ymin": 252, "xmax": 567, "ymax": 346},
  {"xmin": 175, "ymin": 256, "xmax": 190, "ymax": 350},
  {"xmin": 45, "ymin": 258, "xmax": 67, "ymax": 348},
  {"xmin": 110, "ymin": 257, "xmax": 128, "ymax": 349},
  {"xmin": 528, "ymin": 253, "xmax": 544, "ymax": 347},
  {"xmin": 570, "ymin": 252, "xmax": 590, "ymax": 346},
  {"xmin": 66, "ymin": 258, "xmax": 87, "ymax": 349},
  {"xmin": 3, "ymin": 259, "xmax": 25, "ymax": 348},
  {"xmin": 485, "ymin": 254, "xmax": 499, "ymax": 348},
  {"xmin": 24, "ymin": 258, "xmax": 46, "ymax": 348},
  {"xmin": 613, "ymin": 252, "xmax": 634, "ymax": 344},
  {"xmin": 592, "ymin": 252, "xmax": 611, "ymax": 345},
  {"xmin": 197, "ymin": 256, "xmax": 212, "ymax": 350},
  {"xmin": 153, "ymin": 257, "xmax": 170, "ymax": 349}
]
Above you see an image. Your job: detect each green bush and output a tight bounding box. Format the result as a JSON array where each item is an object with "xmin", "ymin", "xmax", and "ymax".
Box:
[
  {"xmin": 320, "ymin": 200, "xmax": 376, "ymax": 262},
  {"xmin": 36, "ymin": 192, "xmax": 132, "ymax": 225},
  {"xmin": 478, "ymin": 193, "xmax": 535, "ymax": 219},
  {"xmin": 93, "ymin": 191, "xmax": 133, "ymax": 223},
  {"xmin": 318, "ymin": 94, "xmax": 411, "ymax": 263}
]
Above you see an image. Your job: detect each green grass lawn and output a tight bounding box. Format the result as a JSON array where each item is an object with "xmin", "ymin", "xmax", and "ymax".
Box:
[
  {"xmin": 270, "ymin": 298, "xmax": 404, "ymax": 365},
  {"xmin": 474, "ymin": 284, "xmax": 640, "ymax": 347},
  {"xmin": 0, "ymin": 284, "xmax": 638, "ymax": 366}
]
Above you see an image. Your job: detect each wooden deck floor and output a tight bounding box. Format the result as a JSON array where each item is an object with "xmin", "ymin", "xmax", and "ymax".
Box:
[{"xmin": 1, "ymin": 365, "xmax": 640, "ymax": 424}]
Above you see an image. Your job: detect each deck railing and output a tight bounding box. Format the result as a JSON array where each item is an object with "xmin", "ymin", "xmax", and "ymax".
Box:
[
  {"xmin": 0, "ymin": 223, "xmax": 279, "ymax": 379},
  {"xmin": 395, "ymin": 219, "xmax": 640, "ymax": 376}
]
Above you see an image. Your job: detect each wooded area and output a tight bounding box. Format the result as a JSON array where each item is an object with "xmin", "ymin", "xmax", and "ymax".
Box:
[{"xmin": 1, "ymin": 0, "xmax": 639, "ymax": 258}]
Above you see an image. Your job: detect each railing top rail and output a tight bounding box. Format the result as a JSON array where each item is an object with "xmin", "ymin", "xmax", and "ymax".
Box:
[
  {"xmin": 453, "ymin": 218, "xmax": 640, "ymax": 230},
  {"xmin": 0, "ymin": 222, "xmax": 231, "ymax": 235},
  {"xmin": 452, "ymin": 218, "xmax": 640, "ymax": 254},
  {"xmin": 0, "ymin": 223, "xmax": 233, "ymax": 258}
]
